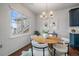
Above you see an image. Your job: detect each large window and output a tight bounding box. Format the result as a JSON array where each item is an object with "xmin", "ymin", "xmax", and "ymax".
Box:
[{"xmin": 11, "ymin": 10, "xmax": 30, "ymax": 35}]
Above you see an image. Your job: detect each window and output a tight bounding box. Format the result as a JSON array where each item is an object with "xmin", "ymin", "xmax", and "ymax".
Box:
[{"xmin": 11, "ymin": 10, "xmax": 30, "ymax": 35}]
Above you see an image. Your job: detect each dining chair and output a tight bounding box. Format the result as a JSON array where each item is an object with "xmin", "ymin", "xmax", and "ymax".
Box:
[
  {"xmin": 30, "ymin": 35, "xmax": 48, "ymax": 56},
  {"xmin": 53, "ymin": 38, "xmax": 69, "ymax": 56}
]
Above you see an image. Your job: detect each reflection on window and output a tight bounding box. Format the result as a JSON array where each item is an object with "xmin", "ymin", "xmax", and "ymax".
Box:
[{"xmin": 11, "ymin": 10, "xmax": 30, "ymax": 35}]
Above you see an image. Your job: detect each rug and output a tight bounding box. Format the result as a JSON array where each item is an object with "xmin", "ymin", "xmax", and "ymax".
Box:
[
  {"xmin": 21, "ymin": 49, "xmax": 32, "ymax": 56},
  {"xmin": 21, "ymin": 48, "xmax": 49, "ymax": 56}
]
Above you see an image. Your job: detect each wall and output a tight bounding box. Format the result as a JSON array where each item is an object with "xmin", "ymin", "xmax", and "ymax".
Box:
[
  {"xmin": 36, "ymin": 9, "xmax": 69, "ymax": 38},
  {"xmin": 53, "ymin": 9, "xmax": 69, "ymax": 38},
  {"xmin": 36, "ymin": 6, "xmax": 79, "ymax": 40},
  {"xmin": 0, "ymin": 4, "xmax": 35, "ymax": 56}
]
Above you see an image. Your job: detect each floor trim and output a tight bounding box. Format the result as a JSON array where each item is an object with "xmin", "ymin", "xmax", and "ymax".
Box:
[{"xmin": 9, "ymin": 43, "xmax": 31, "ymax": 56}]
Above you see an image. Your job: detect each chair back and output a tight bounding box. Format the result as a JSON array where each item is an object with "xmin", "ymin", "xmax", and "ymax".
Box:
[{"xmin": 48, "ymin": 32, "xmax": 58, "ymax": 37}]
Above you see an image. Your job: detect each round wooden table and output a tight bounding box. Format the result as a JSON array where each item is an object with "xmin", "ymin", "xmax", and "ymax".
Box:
[{"xmin": 32, "ymin": 36, "xmax": 61, "ymax": 56}]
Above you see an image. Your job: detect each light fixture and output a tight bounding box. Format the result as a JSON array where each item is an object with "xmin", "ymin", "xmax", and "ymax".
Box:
[
  {"xmin": 40, "ymin": 11, "xmax": 53, "ymax": 19},
  {"xmin": 39, "ymin": 4, "xmax": 54, "ymax": 19}
]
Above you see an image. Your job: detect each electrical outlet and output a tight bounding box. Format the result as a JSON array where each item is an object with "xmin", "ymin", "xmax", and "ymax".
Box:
[{"xmin": 0, "ymin": 45, "xmax": 2, "ymax": 48}]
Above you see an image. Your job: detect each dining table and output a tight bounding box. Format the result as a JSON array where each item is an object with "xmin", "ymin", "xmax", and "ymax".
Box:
[
  {"xmin": 32, "ymin": 35, "xmax": 60, "ymax": 44},
  {"xmin": 32, "ymin": 35, "xmax": 61, "ymax": 55}
]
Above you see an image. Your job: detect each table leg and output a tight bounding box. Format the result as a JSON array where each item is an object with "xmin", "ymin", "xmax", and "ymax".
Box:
[{"xmin": 48, "ymin": 44, "xmax": 54, "ymax": 56}]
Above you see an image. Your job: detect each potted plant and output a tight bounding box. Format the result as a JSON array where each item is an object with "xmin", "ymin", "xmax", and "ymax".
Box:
[{"xmin": 33, "ymin": 31, "xmax": 40, "ymax": 36}]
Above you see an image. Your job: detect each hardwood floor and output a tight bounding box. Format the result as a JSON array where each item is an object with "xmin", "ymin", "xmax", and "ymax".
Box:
[
  {"xmin": 69, "ymin": 48, "xmax": 79, "ymax": 56},
  {"xmin": 9, "ymin": 44, "xmax": 31, "ymax": 56},
  {"xmin": 9, "ymin": 44, "xmax": 79, "ymax": 56}
]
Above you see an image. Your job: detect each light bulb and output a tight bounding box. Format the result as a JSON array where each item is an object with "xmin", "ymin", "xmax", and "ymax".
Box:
[
  {"xmin": 50, "ymin": 11, "xmax": 53, "ymax": 14},
  {"xmin": 40, "ymin": 15, "xmax": 43, "ymax": 18},
  {"xmin": 49, "ymin": 11, "xmax": 53, "ymax": 17},
  {"xmin": 42, "ymin": 12, "xmax": 46, "ymax": 15}
]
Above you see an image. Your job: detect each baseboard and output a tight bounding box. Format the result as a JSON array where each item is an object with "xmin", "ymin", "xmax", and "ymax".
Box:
[{"xmin": 9, "ymin": 43, "xmax": 31, "ymax": 56}]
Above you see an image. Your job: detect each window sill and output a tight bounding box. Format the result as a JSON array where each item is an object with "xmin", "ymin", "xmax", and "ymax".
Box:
[{"xmin": 10, "ymin": 32, "xmax": 31, "ymax": 39}]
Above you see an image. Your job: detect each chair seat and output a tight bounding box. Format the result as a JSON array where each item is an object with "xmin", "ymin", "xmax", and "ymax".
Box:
[
  {"xmin": 31, "ymin": 40, "xmax": 48, "ymax": 48},
  {"xmin": 61, "ymin": 38, "xmax": 69, "ymax": 43},
  {"xmin": 53, "ymin": 44, "xmax": 68, "ymax": 53}
]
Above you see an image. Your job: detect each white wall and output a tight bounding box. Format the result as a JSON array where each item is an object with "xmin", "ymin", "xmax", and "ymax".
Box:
[
  {"xmin": 36, "ymin": 6, "xmax": 79, "ymax": 39},
  {"xmin": 0, "ymin": 4, "xmax": 35, "ymax": 56},
  {"xmin": 36, "ymin": 9, "xmax": 69, "ymax": 38},
  {"xmin": 53, "ymin": 9, "xmax": 69, "ymax": 38}
]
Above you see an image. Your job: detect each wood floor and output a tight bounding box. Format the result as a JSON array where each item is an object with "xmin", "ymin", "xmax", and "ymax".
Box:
[
  {"xmin": 9, "ymin": 44, "xmax": 31, "ymax": 56},
  {"xmin": 69, "ymin": 48, "xmax": 79, "ymax": 56},
  {"xmin": 9, "ymin": 44, "xmax": 79, "ymax": 56}
]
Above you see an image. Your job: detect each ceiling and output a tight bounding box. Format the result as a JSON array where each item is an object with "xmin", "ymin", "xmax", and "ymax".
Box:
[{"xmin": 23, "ymin": 3, "xmax": 79, "ymax": 14}]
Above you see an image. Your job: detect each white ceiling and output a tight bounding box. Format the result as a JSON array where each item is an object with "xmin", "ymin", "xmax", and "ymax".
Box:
[{"xmin": 23, "ymin": 3, "xmax": 79, "ymax": 14}]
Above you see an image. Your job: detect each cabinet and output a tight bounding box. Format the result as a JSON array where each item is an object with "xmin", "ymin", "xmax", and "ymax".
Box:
[
  {"xmin": 70, "ymin": 33, "xmax": 79, "ymax": 48},
  {"xmin": 69, "ymin": 8, "xmax": 79, "ymax": 26}
]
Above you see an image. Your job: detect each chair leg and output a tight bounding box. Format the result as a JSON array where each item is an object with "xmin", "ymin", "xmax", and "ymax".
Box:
[
  {"xmin": 43, "ymin": 48, "xmax": 45, "ymax": 56},
  {"xmin": 54, "ymin": 49, "xmax": 56, "ymax": 56},
  {"xmin": 31, "ymin": 45, "xmax": 33, "ymax": 56},
  {"xmin": 65, "ymin": 53, "xmax": 67, "ymax": 56}
]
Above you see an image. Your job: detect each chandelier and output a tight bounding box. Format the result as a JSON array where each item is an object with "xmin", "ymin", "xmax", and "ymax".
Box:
[{"xmin": 40, "ymin": 11, "xmax": 53, "ymax": 19}]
